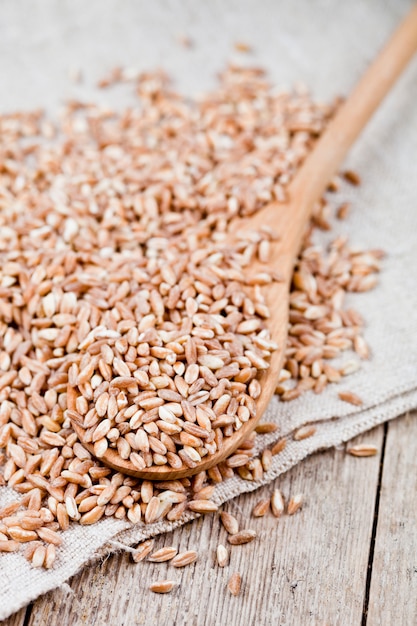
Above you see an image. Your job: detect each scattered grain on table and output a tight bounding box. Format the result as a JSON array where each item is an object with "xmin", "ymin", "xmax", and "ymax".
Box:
[
  {"xmin": 287, "ymin": 494, "xmax": 303, "ymax": 515},
  {"xmin": 346, "ymin": 445, "xmax": 378, "ymax": 457},
  {"xmin": 228, "ymin": 529, "xmax": 257, "ymax": 545},
  {"xmin": 228, "ymin": 572, "xmax": 242, "ymax": 596},
  {"xmin": 149, "ymin": 580, "xmax": 176, "ymax": 594}
]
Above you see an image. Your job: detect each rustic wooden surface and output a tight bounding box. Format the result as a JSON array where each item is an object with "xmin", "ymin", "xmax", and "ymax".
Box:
[
  {"xmin": 366, "ymin": 413, "xmax": 417, "ymax": 626},
  {"xmin": 2, "ymin": 413, "xmax": 416, "ymax": 626}
]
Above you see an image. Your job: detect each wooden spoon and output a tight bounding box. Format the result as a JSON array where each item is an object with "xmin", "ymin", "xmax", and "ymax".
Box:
[{"xmin": 71, "ymin": 5, "xmax": 417, "ymax": 479}]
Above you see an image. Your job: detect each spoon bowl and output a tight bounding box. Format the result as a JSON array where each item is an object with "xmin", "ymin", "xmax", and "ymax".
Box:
[{"xmin": 71, "ymin": 235, "xmax": 291, "ymax": 479}]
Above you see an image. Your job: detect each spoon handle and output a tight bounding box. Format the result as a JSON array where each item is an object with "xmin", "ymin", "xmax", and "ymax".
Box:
[
  {"xmin": 248, "ymin": 3, "xmax": 417, "ymax": 283},
  {"xmin": 240, "ymin": 2, "xmax": 417, "ymax": 468},
  {"xmin": 288, "ymin": 3, "xmax": 417, "ymax": 244}
]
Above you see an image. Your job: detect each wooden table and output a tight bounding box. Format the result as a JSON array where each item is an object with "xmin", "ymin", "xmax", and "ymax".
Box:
[{"xmin": 3, "ymin": 413, "xmax": 416, "ymax": 626}]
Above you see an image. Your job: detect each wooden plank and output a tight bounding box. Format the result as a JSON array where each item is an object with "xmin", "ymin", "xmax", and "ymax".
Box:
[
  {"xmin": 366, "ymin": 413, "xmax": 417, "ymax": 626},
  {"xmin": 24, "ymin": 426, "xmax": 383, "ymax": 626}
]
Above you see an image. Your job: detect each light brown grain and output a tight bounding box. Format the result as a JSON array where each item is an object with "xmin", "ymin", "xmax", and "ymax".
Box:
[
  {"xmin": 171, "ymin": 550, "xmax": 198, "ymax": 567},
  {"xmin": 339, "ymin": 391, "xmax": 364, "ymax": 406},
  {"xmin": 287, "ymin": 494, "xmax": 303, "ymax": 515},
  {"xmin": 252, "ymin": 499, "xmax": 270, "ymax": 517},
  {"xmin": 148, "ymin": 547, "xmax": 178, "ymax": 563},
  {"xmin": 220, "ymin": 511, "xmax": 239, "ymax": 535},
  {"xmin": 346, "ymin": 445, "xmax": 378, "ymax": 457},
  {"xmin": 228, "ymin": 572, "xmax": 242, "ymax": 596},
  {"xmin": 149, "ymin": 580, "xmax": 176, "ymax": 594},
  {"xmin": 216, "ymin": 544, "xmax": 229, "ymax": 567},
  {"xmin": 228, "ymin": 530, "xmax": 257, "ymax": 545}
]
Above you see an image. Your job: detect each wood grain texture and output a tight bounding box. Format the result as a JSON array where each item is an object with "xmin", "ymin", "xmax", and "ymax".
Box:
[
  {"xmin": 18, "ymin": 427, "xmax": 383, "ymax": 626},
  {"xmin": 366, "ymin": 414, "xmax": 417, "ymax": 626}
]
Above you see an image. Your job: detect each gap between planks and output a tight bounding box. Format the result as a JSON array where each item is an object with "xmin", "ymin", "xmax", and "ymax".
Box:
[{"xmin": 365, "ymin": 413, "xmax": 417, "ymax": 626}]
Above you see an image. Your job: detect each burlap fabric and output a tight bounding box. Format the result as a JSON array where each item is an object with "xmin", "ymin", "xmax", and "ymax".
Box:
[{"xmin": 1, "ymin": 0, "xmax": 416, "ymax": 619}]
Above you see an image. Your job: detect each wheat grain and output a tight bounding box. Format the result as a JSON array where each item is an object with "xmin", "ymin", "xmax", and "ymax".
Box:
[
  {"xmin": 261, "ymin": 449, "xmax": 273, "ymax": 472},
  {"xmin": 338, "ymin": 391, "xmax": 363, "ymax": 406},
  {"xmin": 255, "ymin": 423, "xmax": 278, "ymax": 434},
  {"xmin": 132, "ymin": 539, "xmax": 155, "ymax": 563},
  {"xmin": 293, "ymin": 426, "xmax": 317, "ymax": 441},
  {"xmin": 234, "ymin": 41, "xmax": 252, "ymax": 53},
  {"xmin": 337, "ymin": 202, "xmax": 350, "ymax": 220},
  {"xmin": 220, "ymin": 512, "xmax": 239, "ymax": 535},
  {"xmin": 7, "ymin": 527, "xmax": 38, "ymax": 542},
  {"xmin": 45, "ymin": 544, "xmax": 56, "ymax": 569},
  {"xmin": 148, "ymin": 547, "xmax": 178, "ymax": 563},
  {"xmin": 271, "ymin": 489, "xmax": 285, "ymax": 518},
  {"xmin": 149, "ymin": 580, "xmax": 176, "ymax": 594},
  {"xmin": 346, "ymin": 445, "xmax": 378, "ymax": 457},
  {"xmin": 31, "ymin": 545, "xmax": 46, "ymax": 568},
  {"xmin": 271, "ymin": 439, "xmax": 287, "ymax": 456},
  {"xmin": 287, "ymin": 494, "xmax": 303, "ymax": 515},
  {"xmin": 188, "ymin": 500, "xmax": 218, "ymax": 514},
  {"xmin": 343, "ymin": 170, "xmax": 361, "ymax": 185},
  {"xmin": 252, "ymin": 498, "xmax": 270, "ymax": 517},
  {"xmin": 216, "ymin": 544, "xmax": 229, "ymax": 567},
  {"xmin": 171, "ymin": 550, "xmax": 198, "ymax": 567},
  {"xmin": 0, "ymin": 540, "xmax": 19, "ymax": 552},
  {"xmin": 228, "ymin": 573, "xmax": 242, "ymax": 596},
  {"xmin": 228, "ymin": 529, "xmax": 257, "ymax": 545},
  {"xmin": 36, "ymin": 527, "xmax": 62, "ymax": 546}
]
